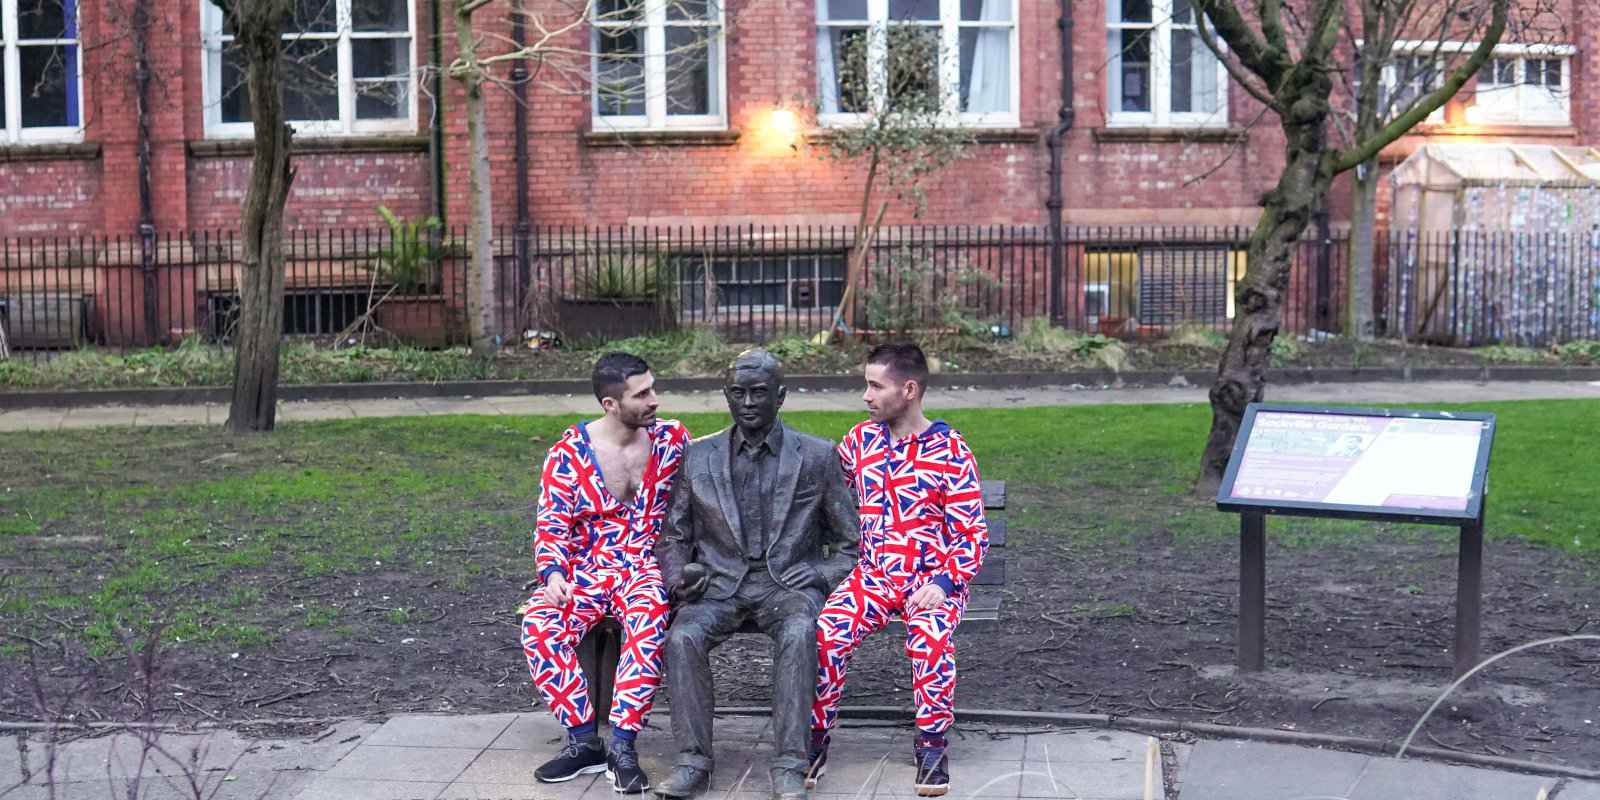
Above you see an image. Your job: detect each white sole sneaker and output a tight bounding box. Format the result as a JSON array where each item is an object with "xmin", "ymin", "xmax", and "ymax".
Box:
[{"xmin": 537, "ymin": 763, "xmax": 607, "ymax": 783}]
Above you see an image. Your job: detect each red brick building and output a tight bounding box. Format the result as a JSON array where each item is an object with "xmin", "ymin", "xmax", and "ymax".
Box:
[
  {"xmin": 0, "ymin": 0, "xmax": 1587, "ymax": 233},
  {"xmin": 0, "ymin": 0, "xmax": 1588, "ymax": 346}
]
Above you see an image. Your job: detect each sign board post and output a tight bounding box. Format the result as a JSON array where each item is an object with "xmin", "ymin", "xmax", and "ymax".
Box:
[{"xmin": 1216, "ymin": 403, "xmax": 1496, "ymax": 678}]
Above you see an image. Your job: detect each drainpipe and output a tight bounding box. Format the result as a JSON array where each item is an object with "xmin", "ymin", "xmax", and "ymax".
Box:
[
  {"xmin": 511, "ymin": 0, "xmax": 532, "ymax": 329},
  {"xmin": 133, "ymin": 0, "xmax": 159, "ymax": 344},
  {"xmin": 1044, "ymin": 0, "xmax": 1074, "ymax": 325},
  {"xmin": 429, "ymin": 0, "xmax": 446, "ymax": 224}
]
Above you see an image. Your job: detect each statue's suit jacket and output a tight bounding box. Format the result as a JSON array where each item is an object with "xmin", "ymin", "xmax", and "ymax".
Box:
[{"xmin": 657, "ymin": 420, "xmax": 860, "ymax": 601}]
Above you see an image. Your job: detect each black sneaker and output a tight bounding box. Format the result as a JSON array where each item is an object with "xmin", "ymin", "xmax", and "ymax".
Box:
[
  {"xmin": 805, "ymin": 730, "xmax": 830, "ymax": 789},
  {"xmin": 913, "ymin": 743, "xmax": 949, "ymax": 797},
  {"xmin": 607, "ymin": 740, "xmax": 651, "ymax": 794},
  {"xmin": 535, "ymin": 735, "xmax": 607, "ymax": 783}
]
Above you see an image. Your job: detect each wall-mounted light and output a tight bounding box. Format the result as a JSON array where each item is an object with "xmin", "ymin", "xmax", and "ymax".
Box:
[{"xmin": 760, "ymin": 106, "xmax": 802, "ymax": 153}]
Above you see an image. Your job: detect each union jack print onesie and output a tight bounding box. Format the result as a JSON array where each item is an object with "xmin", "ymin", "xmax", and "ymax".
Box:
[
  {"xmin": 812, "ymin": 419, "xmax": 989, "ymax": 734},
  {"xmin": 521, "ymin": 419, "xmax": 690, "ymax": 733}
]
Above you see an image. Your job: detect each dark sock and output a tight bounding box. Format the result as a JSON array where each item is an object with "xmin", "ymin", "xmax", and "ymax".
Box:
[
  {"xmin": 610, "ymin": 728, "xmax": 637, "ymax": 751},
  {"xmin": 568, "ymin": 720, "xmax": 599, "ymax": 744},
  {"xmin": 810, "ymin": 728, "xmax": 830, "ymax": 750},
  {"xmin": 915, "ymin": 730, "xmax": 947, "ymax": 750}
]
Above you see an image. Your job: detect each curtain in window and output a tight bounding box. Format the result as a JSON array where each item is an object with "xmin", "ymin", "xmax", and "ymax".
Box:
[
  {"xmin": 817, "ymin": 2, "xmax": 840, "ymax": 113},
  {"xmin": 963, "ymin": 0, "xmax": 1008, "ymax": 113}
]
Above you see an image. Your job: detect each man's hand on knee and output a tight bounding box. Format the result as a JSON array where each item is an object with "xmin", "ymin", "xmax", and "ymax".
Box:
[{"xmin": 543, "ymin": 573, "xmax": 574, "ymax": 607}]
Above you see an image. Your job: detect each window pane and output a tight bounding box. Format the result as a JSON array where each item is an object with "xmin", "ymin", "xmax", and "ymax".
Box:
[
  {"xmin": 667, "ymin": 0, "xmax": 717, "ymax": 21},
  {"xmin": 820, "ymin": 0, "xmax": 868, "ymax": 20},
  {"xmin": 594, "ymin": 27, "xmax": 645, "ymax": 116},
  {"xmin": 19, "ymin": 44, "xmax": 78, "ymax": 127},
  {"xmin": 819, "ymin": 279, "xmax": 845, "ymax": 307},
  {"xmin": 282, "ymin": 38, "xmax": 340, "ymax": 121},
  {"xmin": 1108, "ymin": 0, "xmax": 1152, "ymax": 24},
  {"xmin": 885, "ymin": 26, "xmax": 941, "ymax": 112},
  {"xmin": 17, "ymin": 0, "xmax": 72, "ymax": 40},
  {"xmin": 1541, "ymin": 59, "xmax": 1561, "ymax": 87},
  {"xmin": 961, "ymin": 0, "xmax": 1010, "ymax": 22},
  {"xmin": 665, "ymin": 26, "xmax": 719, "ymax": 116},
  {"xmin": 1477, "ymin": 57, "xmax": 1511, "ymax": 86},
  {"xmin": 0, "ymin": 58, "xmax": 7, "ymax": 131},
  {"xmin": 819, "ymin": 256, "xmax": 846, "ymax": 279},
  {"xmin": 352, "ymin": 0, "xmax": 409, "ymax": 32},
  {"xmin": 888, "ymin": 0, "xmax": 939, "ymax": 21},
  {"xmin": 1172, "ymin": 0, "xmax": 1194, "ymax": 25},
  {"xmin": 760, "ymin": 284, "xmax": 785, "ymax": 306},
  {"xmin": 761, "ymin": 258, "xmax": 786, "ymax": 281},
  {"xmin": 221, "ymin": 45, "xmax": 251, "ymax": 123},
  {"xmin": 1499, "ymin": 58, "xmax": 1516, "ymax": 85},
  {"xmin": 821, "ymin": 27, "xmax": 871, "ymax": 113},
  {"xmin": 597, "ymin": 0, "xmax": 646, "ymax": 23},
  {"xmin": 712, "ymin": 260, "xmax": 733, "ymax": 282},
  {"xmin": 1111, "ymin": 29, "xmax": 1151, "ymax": 113},
  {"xmin": 1169, "ymin": 28, "xmax": 1218, "ymax": 114},
  {"xmin": 356, "ymin": 80, "xmax": 408, "ymax": 119},
  {"xmin": 291, "ymin": 0, "xmax": 338, "ymax": 33},
  {"xmin": 354, "ymin": 37, "xmax": 410, "ymax": 79},
  {"xmin": 959, "ymin": 28, "xmax": 1010, "ymax": 112}
]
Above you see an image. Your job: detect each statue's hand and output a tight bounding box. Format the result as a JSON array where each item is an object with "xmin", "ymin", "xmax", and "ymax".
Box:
[
  {"xmin": 779, "ymin": 561, "xmax": 824, "ymax": 592},
  {"xmin": 677, "ymin": 562, "xmax": 710, "ymax": 603}
]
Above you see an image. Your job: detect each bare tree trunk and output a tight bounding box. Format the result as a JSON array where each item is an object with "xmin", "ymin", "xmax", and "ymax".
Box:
[
  {"xmin": 832, "ymin": 147, "xmax": 882, "ymax": 338},
  {"xmin": 1347, "ymin": 157, "xmax": 1380, "ymax": 340},
  {"xmin": 1197, "ymin": 88, "xmax": 1335, "ymax": 494},
  {"xmin": 224, "ymin": 0, "xmax": 295, "ymax": 434},
  {"xmin": 455, "ymin": 1, "xmax": 498, "ymax": 359}
]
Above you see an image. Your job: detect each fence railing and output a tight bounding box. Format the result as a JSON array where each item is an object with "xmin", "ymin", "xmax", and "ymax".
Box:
[
  {"xmin": 1385, "ymin": 228, "xmax": 1600, "ymax": 346},
  {"xmin": 0, "ymin": 224, "xmax": 1360, "ymax": 363}
]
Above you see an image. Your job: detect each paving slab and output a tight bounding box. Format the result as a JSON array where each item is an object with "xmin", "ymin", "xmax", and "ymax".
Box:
[
  {"xmin": 1023, "ymin": 730, "xmax": 1145, "ymax": 765},
  {"xmin": 320, "ymin": 744, "xmax": 480, "ymax": 783},
  {"xmin": 348, "ymin": 398, "xmax": 429, "ymax": 418},
  {"xmin": 133, "ymin": 404, "xmax": 213, "ymax": 426},
  {"xmin": 0, "ymin": 410, "xmax": 64, "ymax": 431},
  {"xmin": 230, "ymin": 720, "xmax": 381, "ymax": 772},
  {"xmin": 292, "ymin": 777, "xmax": 452, "ymax": 800},
  {"xmin": 58, "ymin": 406, "xmax": 137, "ymax": 429},
  {"xmin": 1176, "ymin": 740, "xmax": 1372, "ymax": 800},
  {"xmin": 414, "ymin": 397, "xmax": 503, "ymax": 416},
  {"xmin": 1346, "ymin": 757, "xmax": 1557, "ymax": 800},
  {"xmin": 1558, "ymin": 778, "xmax": 1600, "ymax": 799},
  {"xmin": 1018, "ymin": 759, "xmax": 1149, "ymax": 799},
  {"xmin": 364, "ymin": 713, "xmax": 520, "ymax": 749},
  {"xmin": 437, "ymin": 782, "xmax": 586, "ymax": 800},
  {"xmin": 276, "ymin": 402, "xmax": 355, "ymax": 421}
]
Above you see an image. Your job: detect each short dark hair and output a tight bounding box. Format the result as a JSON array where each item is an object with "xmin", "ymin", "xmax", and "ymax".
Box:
[
  {"xmin": 593, "ymin": 352, "xmax": 651, "ymax": 402},
  {"xmin": 866, "ymin": 342, "xmax": 929, "ymax": 395}
]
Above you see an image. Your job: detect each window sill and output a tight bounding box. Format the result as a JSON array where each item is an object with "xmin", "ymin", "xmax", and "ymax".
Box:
[
  {"xmin": 583, "ymin": 129, "xmax": 741, "ymax": 148},
  {"xmin": 0, "ymin": 142, "xmax": 100, "ymax": 163},
  {"xmin": 1093, "ymin": 127, "xmax": 1247, "ymax": 144},
  {"xmin": 187, "ymin": 135, "xmax": 430, "ymax": 158},
  {"xmin": 805, "ymin": 127, "xmax": 1038, "ymax": 144}
]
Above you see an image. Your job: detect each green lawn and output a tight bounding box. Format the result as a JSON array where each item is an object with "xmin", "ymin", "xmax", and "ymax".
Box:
[{"xmin": 0, "ymin": 400, "xmax": 1594, "ymax": 655}]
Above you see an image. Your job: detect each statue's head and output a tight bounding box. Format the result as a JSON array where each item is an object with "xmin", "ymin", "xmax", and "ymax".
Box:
[{"xmin": 724, "ymin": 348, "xmax": 786, "ymax": 439}]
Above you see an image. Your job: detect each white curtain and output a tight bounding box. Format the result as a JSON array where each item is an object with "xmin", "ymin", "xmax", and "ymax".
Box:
[
  {"xmin": 817, "ymin": 2, "xmax": 840, "ymax": 114},
  {"xmin": 965, "ymin": 0, "xmax": 1009, "ymax": 113},
  {"xmin": 1191, "ymin": 29, "xmax": 1220, "ymax": 114}
]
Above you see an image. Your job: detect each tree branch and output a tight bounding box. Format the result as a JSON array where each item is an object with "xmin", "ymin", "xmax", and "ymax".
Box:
[
  {"xmin": 1257, "ymin": 0, "xmax": 1290, "ymax": 53},
  {"xmin": 1195, "ymin": 19, "xmax": 1283, "ymax": 112},
  {"xmin": 1331, "ymin": 0, "xmax": 1509, "ymax": 174},
  {"xmin": 1193, "ymin": 0, "xmax": 1288, "ymax": 89}
]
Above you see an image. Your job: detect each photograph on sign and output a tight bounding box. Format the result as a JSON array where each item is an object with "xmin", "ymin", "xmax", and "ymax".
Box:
[{"xmin": 1223, "ymin": 409, "xmax": 1489, "ymax": 515}]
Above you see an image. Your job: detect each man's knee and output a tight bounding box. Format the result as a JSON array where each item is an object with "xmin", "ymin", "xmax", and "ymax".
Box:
[{"xmin": 666, "ymin": 617, "xmax": 712, "ymax": 654}]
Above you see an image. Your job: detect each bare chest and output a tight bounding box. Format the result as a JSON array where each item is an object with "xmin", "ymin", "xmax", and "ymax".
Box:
[{"xmin": 591, "ymin": 438, "xmax": 650, "ymax": 505}]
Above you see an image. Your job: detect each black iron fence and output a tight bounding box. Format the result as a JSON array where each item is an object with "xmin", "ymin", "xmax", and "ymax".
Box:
[
  {"xmin": 0, "ymin": 224, "xmax": 1357, "ymax": 363},
  {"xmin": 1385, "ymin": 228, "xmax": 1600, "ymax": 346}
]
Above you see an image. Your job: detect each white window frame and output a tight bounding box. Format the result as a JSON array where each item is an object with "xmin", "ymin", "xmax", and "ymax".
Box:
[
  {"xmin": 1381, "ymin": 41, "xmax": 1575, "ymax": 128},
  {"xmin": 1468, "ymin": 49, "xmax": 1572, "ymax": 126},
  {"xmin": 591, "ymin": 0, "xmax": 726, "ymax": 132},
  {"xmin": 816, "ymin": 0, "xmax": 1020, "ymax": 129},
  {"xmin": 1, "ymin": 0, "xmax": 85, "ymax": 144},
  {"xmin": 200, "ymin": 0, "xmax": 418, "ymax": 139},
  {"xmin": 1105, "ymin": 0, "xmax": 1229, "ymax": 128}
]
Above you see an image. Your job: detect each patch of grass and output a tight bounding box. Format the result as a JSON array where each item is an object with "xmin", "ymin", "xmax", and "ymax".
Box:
[{"xmin": 2, "ymin": 400, "xmax": 1597, "ymax": 660}]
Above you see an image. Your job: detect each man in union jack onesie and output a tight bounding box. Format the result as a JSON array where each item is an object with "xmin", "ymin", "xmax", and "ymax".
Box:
[
  {"xmin": 809, "ymin": 343, "xmax": 989, "ymax": 798},
  {"xmin": 521, "ymin": 353, "xmax": 690, "ymax": 794}
]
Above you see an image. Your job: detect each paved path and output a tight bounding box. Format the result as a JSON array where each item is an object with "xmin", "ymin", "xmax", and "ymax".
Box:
[
  {"xmin": 1, "ymin": 714, "xmax": 1165, "ymax": 799},
  {"xmin": 2, "ymin": 380, "xmax": 1599, "ymax": 431},
  {"xmin": 6, "ymin": 712, "xmax": 1596, "ymax": 799}
]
